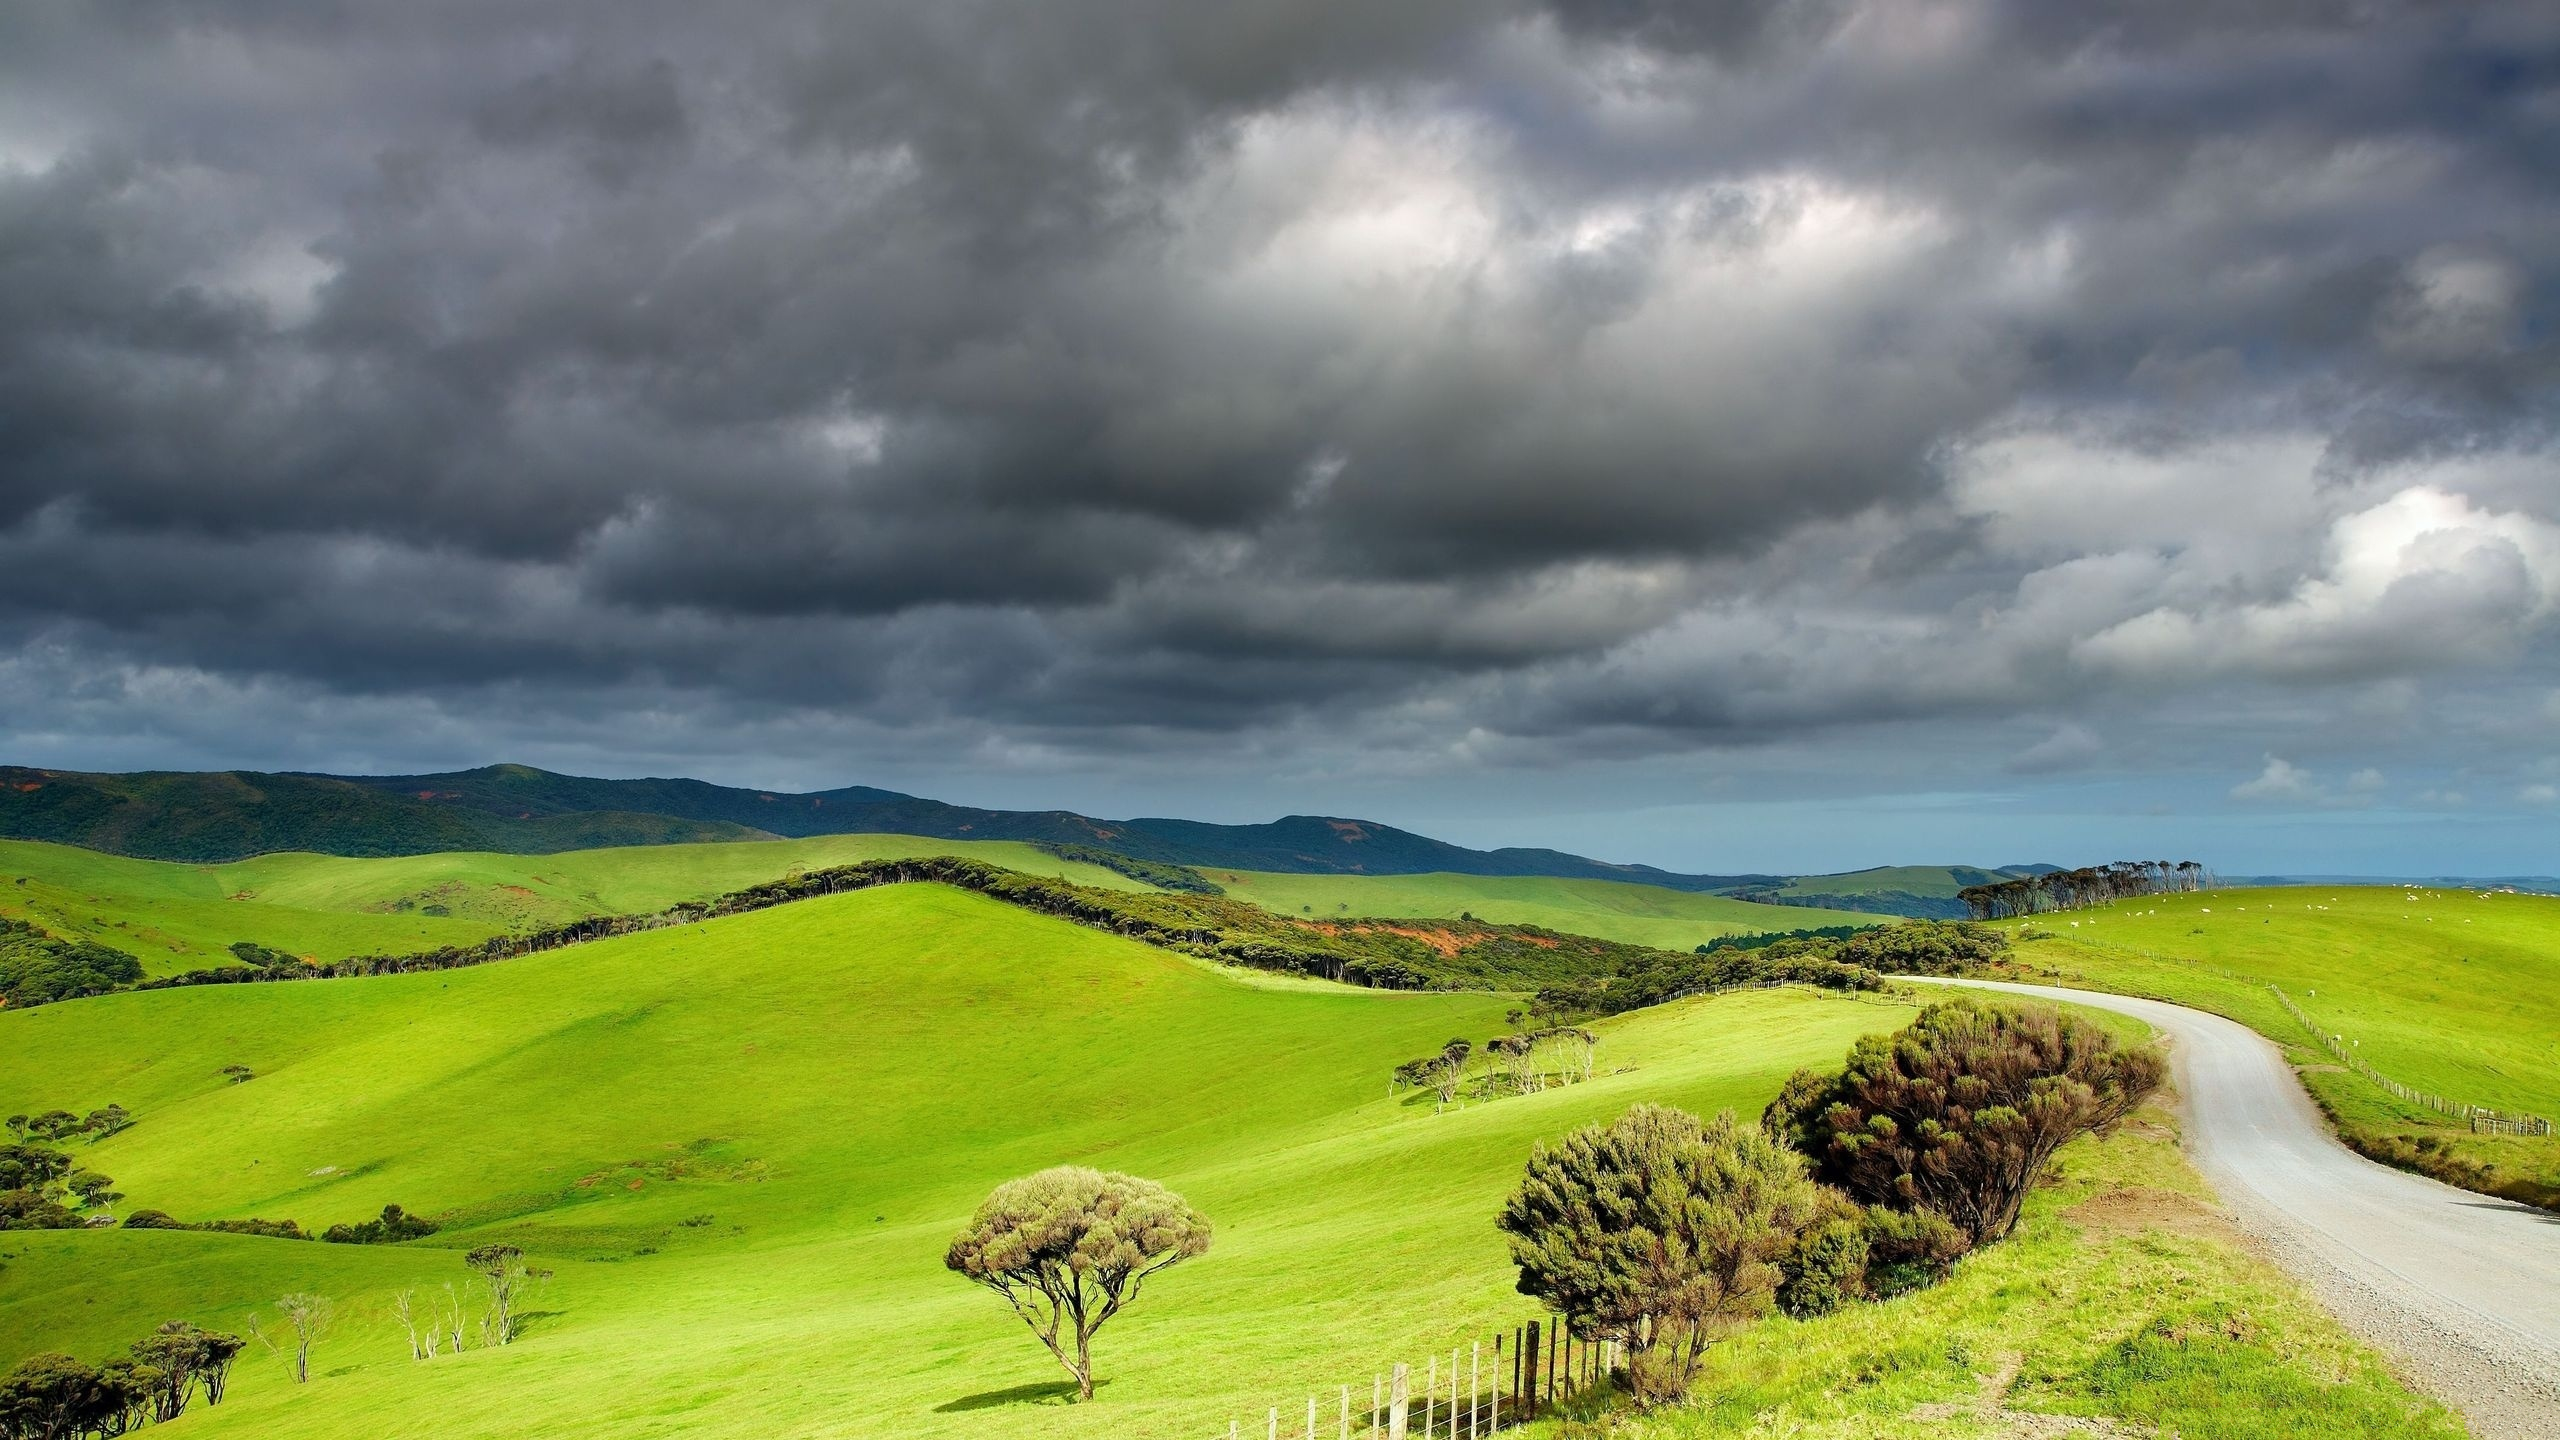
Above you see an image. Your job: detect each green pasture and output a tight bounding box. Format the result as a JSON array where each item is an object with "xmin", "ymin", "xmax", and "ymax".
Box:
[
  {"xmin": 1999, "ymin": 884, "xmax": 2560, "ymax": 1205},
  {"xmin": 0, "ymin": 835, "xmax": 1148, "ymax": 977},
  {"xmin": 1209, "ymin": 871, "xmax": 1887, "ymax": 951},
  {"xmin": 0, "ymin": 883, "xmax": 1910, "ymax": 1440}
]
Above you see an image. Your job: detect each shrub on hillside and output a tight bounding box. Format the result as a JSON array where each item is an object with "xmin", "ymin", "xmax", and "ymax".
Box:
[
  {"xmin": 0, "ymin": 1142, "xmax": 95, "ymax": 1232},
  {"xmin": 945, "ymin": 1166, "xmax": 1211, "ymax": 1401},
  {"xmin": 1765, "ymin": 999, "xmax": 2163, "ymax": 1246},
  {"xmin": 1499, "ymin": 1105, "xmax": 1821, "ymax": 1404},
  {"xmin": 0, "ymin": 1352, "xmax": 139, "ymax": 1439},
  {"xmin": 123, "ymin": 1210, "xmax": 309, "ymax": 1240},
  {"xmin": 323, "ymin": 1203, "xmax": 439, "ymax": 1244}
]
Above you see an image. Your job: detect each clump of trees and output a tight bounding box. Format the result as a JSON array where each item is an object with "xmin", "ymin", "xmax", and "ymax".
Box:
[
  {"xmin": 1, "ymin": 1138, "xmax": 117, "ymax": 1232},
  {"xmin": 1497, "ymin": 1003, "xmax": 2165, "ymax": 1405},
  {"xmin": 944, "ymin": 1166, "xmax": 1211, "ymax": 1401},
  {"xmin": 1959, "ymin": 861, "xmax": 2207, "ymax": 920},
  {"xmin": 1499, "ymin": 1106, "xmax": 1821, "ymax": 1403},
  {"xmin": 1765, "ymin": 999, "xmax": 2165, "ymax": 1246},
  {"xmin": 1394, "ymin": 1028, "xmax": 1601, "ymax": 1110},
  {"xmin": 6, "ymin": 1108, "xmax": 131, "ymax": 1144},
  {"xmin": 224, "ymin": 942, "xmax": 305, "ymax": 971},
  {"xmin": 322, "ymin": 1204, "xmax": 439, "ymax": 1244},
  {"xmin": 0, "ymin": 1320, "xmax": 243, "ymax": 1438},
  {"xmin": 0, "ymin": 918, "xmax": 142, "ymax": 1008},
  {"xmin": 1029, "ymin": 844, "xmax": 1226, "ymax": 894}
]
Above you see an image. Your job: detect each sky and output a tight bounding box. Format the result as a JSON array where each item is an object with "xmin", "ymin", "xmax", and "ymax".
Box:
[{"xmin": 1, "ymin": 1, "xmax": 2556, "ymax": 877}]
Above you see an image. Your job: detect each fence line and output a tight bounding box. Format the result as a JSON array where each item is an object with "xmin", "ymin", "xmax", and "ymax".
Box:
[
  {"xmin": 1226, "ymin": 1318, "xmax": 1617, "ymax": 1439},
  {"xmin": 2267, "ymin": 985, "xmax": 2551, "ymax": 1137}
]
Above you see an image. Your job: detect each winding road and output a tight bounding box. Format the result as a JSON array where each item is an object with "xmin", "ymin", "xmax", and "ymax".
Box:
[{"xmin": 1901, "ymin": 976, "xmax": 2560, "ymax": 1440}]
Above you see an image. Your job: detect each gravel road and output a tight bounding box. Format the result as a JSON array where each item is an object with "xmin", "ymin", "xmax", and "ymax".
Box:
[{"xmin": 1902, "ymin": 976, "xmax": 2560, "ymax": 1439}]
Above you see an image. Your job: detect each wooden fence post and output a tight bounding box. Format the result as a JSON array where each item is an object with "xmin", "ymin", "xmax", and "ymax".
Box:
[
  {"xmin": 1341, "ymin": 1383, "xmax": 1352, "ymax": 1440},
  {"xmin": 1308, "ymin": 1394, "xmax": 1318, "ymax": 1440},
  {"xmin": 1269, "ymin": 1407, "xmax": 1279, "ymax": 1440},
  {"xmin": 1523, "ymin": 1322, "xmax": 1541, "ymax": 1419},
  {"xmin": 1469, "ymin": 1340, "xmax": 1480, "ymax": 1439},
  {"xmin": 1388, "ymin": 1363, "xmax": 1410, "ymax": 1440}
]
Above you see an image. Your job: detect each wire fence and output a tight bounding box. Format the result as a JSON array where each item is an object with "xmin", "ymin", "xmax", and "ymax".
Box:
[
  {"xmin": 2267, "ymin": 985, "xmax": 2551, "ymax": 1137},
  {"xmin": 1226, "ymin": 1318, "xmax": 1615, "ymax": 1440}
]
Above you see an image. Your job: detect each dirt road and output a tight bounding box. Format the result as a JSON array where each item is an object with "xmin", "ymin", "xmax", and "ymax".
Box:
[{"xmin": 1903, "ymin": 976, "xmax": 2560, "ymax": 1439}]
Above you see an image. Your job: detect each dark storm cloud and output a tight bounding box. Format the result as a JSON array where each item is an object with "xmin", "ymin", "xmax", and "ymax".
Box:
[{"xmin": 1, "ymin": 0, "xmax": 2557, "ymax": 798}]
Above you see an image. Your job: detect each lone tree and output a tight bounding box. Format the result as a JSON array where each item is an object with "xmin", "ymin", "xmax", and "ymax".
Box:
[
  {"xmin": 1764, "ymin": 999, "xmax": 2163, "ymax": 1246},
  {"xmin": 944, "ymin": 1166, "xmax": 1211, "ymax": 1401},
  {"xmin": 129, "ymin": 1321, "xmax": 245, "ymax": 1420},
  {"xmin": 466, "ymin": 1245, "xmax": 543, "ymax": 1345},
  {"xmin": 1498, "ymin": 1105, "xmax": 1820, "ymax": 1404},
  {"xmin": 250, "ymin": 1293, "xmax": 332, "ymax": 1384}
]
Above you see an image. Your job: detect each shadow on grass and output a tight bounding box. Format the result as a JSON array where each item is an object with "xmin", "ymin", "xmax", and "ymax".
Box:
[
  {"xmin": 511, "ymin": 1309, "xmax": 568, "ymax": 1340},
  {"xmin": 936, "ymin": 1379, "xmax": 1105, "ymax": 1412}
]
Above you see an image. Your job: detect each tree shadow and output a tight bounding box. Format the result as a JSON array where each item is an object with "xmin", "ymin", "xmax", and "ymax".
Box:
[
  {"xmin": 935, "ymin": 1379, "xmax": 1104, "ymax": 1412},
  {"xmin": 511, "ymin": 1309, "xmax": 568, "ymax": 1340}
]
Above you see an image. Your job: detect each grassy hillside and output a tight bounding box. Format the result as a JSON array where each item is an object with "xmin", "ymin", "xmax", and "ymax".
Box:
[
  {"xmin": 1997, "ymin": 884, "xmax": 2560, "ymax": 1207},
  {"xmin": 0, "ymin": 884, "xmax": 1906, "ymax": 1440},
  {"xmin": 1209, "ymin": 871, "xmax": 1891, "ymax": 951},
  {"xmin": 0, "ymin": 835, "xmax": 1151, "ymax": 977}
]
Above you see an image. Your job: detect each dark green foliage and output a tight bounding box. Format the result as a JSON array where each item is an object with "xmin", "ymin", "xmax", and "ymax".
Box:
[
  {"xmin": 1829, "ymin": 920, "xmax": 2011, "ymax": 975},
  {"xmin": 121, "ymin": 1210, "xmax": 307, "ymax": 1240},
  {"xmin": 225, "ymin": 941, "xmax": 301, "ymax": 971},
  {"xmin": 0, "ymin": 1352, "xmax": 136, "ymax": 1440},
  {"xmin": 323, "ymin": 1203, "xmax": 439, "ymax": 1244},
  {"xmin": 1030, "ymin": 844, "xmax": 1225, "ymax": 894},
  {"xmin": 1765, "ymin": 1000, "xmax": 2165, "ymax": 1246},
  {"xmin": 1499, "ymin": 1105, "xmax": 1821, "ymax": 1403},
  {"xmin": 128, "ymin": 1322, "xmax": 245, "ymax": 1419},
  {"xmin": 0, "ymin": 919, "xmax": 143, "ymax": 1008},
  {"xmin": 0, "ymin": 765, "xmax": 768, "ymax": 863},
  {"xmin": 1696, "ymin": 924, "xmax": 1875, "ymax": 954},
  {"xmin": 1959, "ymin": 860, "xmax": 2207, "ymax": 920},
  {"xmin": 1774, "ymin": 1189, "xmax": 1872, "ymax": 1318},
  {"xmin": 0, "ymin": 1144, "xmax": 88, "ymax": 1232}
]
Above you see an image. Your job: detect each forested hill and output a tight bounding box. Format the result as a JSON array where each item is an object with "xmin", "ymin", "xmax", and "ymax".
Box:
[{"xmin": 0, "ymin": 763, "xmax": 1777, "ymax": 887}]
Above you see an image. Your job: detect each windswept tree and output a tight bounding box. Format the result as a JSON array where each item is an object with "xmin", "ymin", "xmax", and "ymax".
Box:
[
  {"xmin": 466, "ymin": 1245, "xmax": 544, "ymax": 1345},
  {"xmin": 1766, "ymin": 1000, "xmax": 2163, "ymax": 1245},
  {"xmin": 944, "ymin": 1166, "xmax": 1211, "ymax": 1401},
  {"xmin": 1498, "ymin": 1105, "xmax": 1821, "ymax": 1404},
  {"xmin": 250, "ymin": 1294, "xmax": 332, "ymax": 1383}
]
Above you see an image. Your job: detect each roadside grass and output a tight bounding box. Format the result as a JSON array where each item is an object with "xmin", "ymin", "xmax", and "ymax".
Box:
[
  {"xmin": 0, "ymin": 834, "xmax": 1150, "ymax": 976},
  {"xmin": 0, "ymin": 883, "xmax": 1911, "ymax": 1440},
  {"xmin": 1991, "ymin": 885, "xmax": 2560, "ymax": 1207},
  {"xmin": 1210, "ymin": 871, "xmax": 1890, "ymax": 951},
  {"xmin": 1562, "ymin": 1103, "xmax": 2461, "ymax": 1440}
]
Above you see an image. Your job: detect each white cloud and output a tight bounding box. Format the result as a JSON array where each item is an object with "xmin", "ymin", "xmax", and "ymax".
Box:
[
  {"xmin": 2522, "ymin": 784, "xmax": 2559, "ymax": 806},
  {"xmin": 2232, "ymin": 756, "xmax": 2322, "ymax": 803}
]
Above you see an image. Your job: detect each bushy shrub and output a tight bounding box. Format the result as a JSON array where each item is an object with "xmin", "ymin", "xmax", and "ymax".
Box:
[
  {"xmin": 1499, "ymin": 1105, "xmax": 1820, "ymax": 1403},
  {"xmin": 0, "ymin": 919, "xmax": 143, "ymax": 1007},
  {"xmin": 1766, "ymin": 999, "xmax": 2162, "ymax": 1246},
  {"xmin": 323, "ymin": 1203, "xmax": 439, "ymax": 1244}
]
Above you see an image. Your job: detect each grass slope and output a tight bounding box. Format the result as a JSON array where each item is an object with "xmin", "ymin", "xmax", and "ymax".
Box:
[
  {"xmin": 1996, "ymin": 884, "xmax": 2560, "ymax": 1207},
  {"xmin": 1209, "ymin": 871, "xmax": 1890, "ymax": 951},
  {"xmin": 0, "ymin": 884, "xmax": 1905, "ymax": 1440},
  {"xmin": 0, "ymin": 836, "xmax": 1151, "ymax": 977}
]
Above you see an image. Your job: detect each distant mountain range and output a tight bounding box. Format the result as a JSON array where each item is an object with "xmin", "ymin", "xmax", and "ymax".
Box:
[{"xmin": 0, "ymin": 762, "xmax": 2080, "ymax": 916}]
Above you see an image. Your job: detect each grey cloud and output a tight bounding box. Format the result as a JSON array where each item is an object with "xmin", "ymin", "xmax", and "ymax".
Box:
[{"xmin": 0, "ymin": 0, "xmax": 2556, "ymax": 812}]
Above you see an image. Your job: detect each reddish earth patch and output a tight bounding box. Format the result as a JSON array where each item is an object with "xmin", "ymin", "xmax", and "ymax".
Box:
[
  {"xmin": 499, "ymin": 885, "xmax": 539, "ymax": 900},
  {"xmin": 2063, "ymin": 1186, "xmax": 2238, "ymax": 1243},
  {"xmin": 11, "ymin": 782, "xmax": 41, "ymax": 793},
  {"xmin": 1326, "ymin": 820, "xmax": 1370, "ymax": 841}
]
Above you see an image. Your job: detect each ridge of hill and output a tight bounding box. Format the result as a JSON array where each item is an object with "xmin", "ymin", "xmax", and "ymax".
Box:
[{"xmin": 2, "ymin": 762, "xmax": 1783, "ymax": 887}]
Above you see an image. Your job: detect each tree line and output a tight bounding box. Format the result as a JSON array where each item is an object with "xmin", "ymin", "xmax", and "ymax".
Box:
[
  {"xmin": 0, "ymin": 1322, "xmax": 242, "ymax": 1438},
  {"xmin": 1957, "ymin": 861, "xmax": 2208, "ymax": 920}
]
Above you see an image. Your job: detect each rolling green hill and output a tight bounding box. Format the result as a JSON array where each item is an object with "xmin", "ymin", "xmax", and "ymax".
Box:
[
  {"xmin": 0, "ymin": 883, "xmax": 1904, "ymax": 1440},
  {"xmin": 1733, "ymin": 865, "xmax": 2058, "ymax": 920},
  {"xmin": 1211, "ymin": 870, "xmax": 1892, "ymax": 951},
  {"xmin": 0, "ymin": 835, "xmax": 1152, "ymax": 977},
  {"xmin": 1996, "ymin": 884, "xmax": 2560, "ymax": 1207}
]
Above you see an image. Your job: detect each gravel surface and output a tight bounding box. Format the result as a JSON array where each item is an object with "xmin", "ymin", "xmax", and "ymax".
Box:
[{"xmin": 1904, "ymin": 976, "xmax": 2560, "ymax": 1440}]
